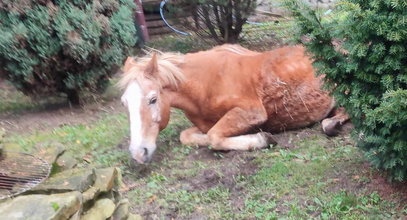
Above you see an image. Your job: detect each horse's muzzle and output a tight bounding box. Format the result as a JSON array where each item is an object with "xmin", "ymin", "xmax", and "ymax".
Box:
[{"xmin": 132, "ymin": 147, "xmax": 151, "ymax": 164}]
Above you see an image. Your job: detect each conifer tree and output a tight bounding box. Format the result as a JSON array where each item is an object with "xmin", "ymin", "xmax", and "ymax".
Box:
[{"xmin": 284, "ymin": 0, "xmax": 407, "ymax": 181}]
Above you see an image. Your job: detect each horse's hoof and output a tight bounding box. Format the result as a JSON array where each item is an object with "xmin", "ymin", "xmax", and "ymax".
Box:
[
  {"xmin": 258, "ymin": 132, "xmax": 278, "ymax": 148},
  {"xmin": 321, "ymin": 118, "xmax": 340, "ymax": 136}
]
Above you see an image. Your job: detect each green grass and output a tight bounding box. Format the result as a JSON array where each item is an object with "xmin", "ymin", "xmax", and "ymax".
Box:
[
  {"xmin": 2, "ymin": 113, "xmax": 130, "ymax": 168},
  {"xmin": 145, "ymin": 34, "xmax": 213, "ymax": 54},
  {"xmin": 126, "ymin": 124, "xmax": 405, "ymax": 219},
  {"xmin": 2, "ymin": 90, "xmax": 405, "ymax": 218},
  {"xmin": 0, "ymin": 84, "xmax": 41, "ymax": 113}
]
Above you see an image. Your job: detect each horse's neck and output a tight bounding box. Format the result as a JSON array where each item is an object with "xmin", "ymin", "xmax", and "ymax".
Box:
[
  {"xmin": 163, "ymin": 89, "xmax": 193, "ymax": 111},
  {"xmin": 164, "ymin": 87, "xmax": 199, "ymax": 114}
]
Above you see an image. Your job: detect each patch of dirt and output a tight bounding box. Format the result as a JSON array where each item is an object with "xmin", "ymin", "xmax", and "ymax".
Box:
[
  {"xmin": 328, "ymin": 162, "xmax": 407, "ymax": 207},
  {"xmin": 272, "ymin": 125, "xmax": 322, "ymax": 149},
  {"xmin": 0, "ymin": 99, "xmax": 125, "ymax": 134},
  {"xmin": 186, "ymin": 147, "xmax": 215, "ymax": 161},
  {"xmin": 178, "ymin": 213, "xmax": 207, "ymax": 220},
  {"xmin": 123, "ymin": 145, "xmax": 260, "ymax": 219},
  {"xmin": 138, "ymin": 146, "xmax": 259, "ymax": 193},
  {"xmin": 272, "ymin": 122, "xmax": 354, "ymax": 149},
  {"xmin": 186, "ymin": 150, "xmax": 258, "ymax": 191},
  {"xmin": 366, "ymin": 172, "xmax": 407, "ymax": 207},
  {"xmin": 0, "ymin": 80, "xmax": 125, "ymax": 134}
]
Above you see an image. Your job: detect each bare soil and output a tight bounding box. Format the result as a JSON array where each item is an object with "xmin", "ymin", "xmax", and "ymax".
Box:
[
  {"xmin": 0, "ymin": 99, "xmax": 124, "ymax": 134},
  {"xmin": 124, "ymin": 145, "xmax": 260, "ymax": 219},
  {"xmin": 185, "ymin": 150, "xmax": 258, "ymax": 191},
  {"xmin": 328, "ymin": 161, "xmax": 407, "ymax": 207},
  {"xmin": 0, "ymin": 80, "xmax": 125, "ymax": 134}
]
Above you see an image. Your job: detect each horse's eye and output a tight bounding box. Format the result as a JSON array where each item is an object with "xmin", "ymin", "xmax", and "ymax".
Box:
[{"xmin": 149, "ymin": 97, "xmax": 157, "ymax": 105}]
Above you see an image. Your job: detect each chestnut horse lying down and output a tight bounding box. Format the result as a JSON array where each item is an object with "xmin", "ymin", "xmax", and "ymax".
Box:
[{"xmin": 119, "ymin": 44, "xmax": 349, "ymax": 164}]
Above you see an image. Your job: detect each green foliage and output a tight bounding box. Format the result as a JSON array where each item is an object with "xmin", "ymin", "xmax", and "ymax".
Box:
[
  {"xmin": 51, "ymin": 202, "xmax": 60, "ymax": 211},
  {"xmin": 0, "ymin": 0, "xmax": 138, "ymax": 103},
  {"xmin": 167, "ymin": 0, "xmax": 257, "ymax": 43},
  {"xmin": 284, "ymin": 0, "xmax": 407, "ymax": 180}
]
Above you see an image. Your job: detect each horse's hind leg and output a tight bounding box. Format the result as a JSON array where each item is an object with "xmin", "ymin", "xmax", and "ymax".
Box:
[
  {"xmin": 321, "ymin": 107, "xmax": 350, "ymax": 136},
  {"xmin": 206, "ymin": 106, "xmax": 277, "ymax": 151}
]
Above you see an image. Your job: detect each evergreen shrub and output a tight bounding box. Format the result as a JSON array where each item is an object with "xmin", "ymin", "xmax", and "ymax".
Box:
[
  {"xmin": 284, "ymin": 0, "xmax": 407, "ymax": 180},
  {"xmin": 0, "ymin": 0, "xmax": 138, "ymax": 104}
]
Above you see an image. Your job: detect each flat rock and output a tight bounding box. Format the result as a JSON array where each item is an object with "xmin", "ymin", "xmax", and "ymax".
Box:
[
  {"xmin": 0, "ymin": 191, "xmax": 82, "ymax": 220},
  {"xmin": 33, "ymin": 168, "xmax": 95, "ymax": 193},
  {"xmin": 56, "ymin": 152, "xmax": 78, "ymax": 171},
  {"xmin": 112, "ymin": 199, "xmax": 130, "ymax": 220},
  {"xmin": 82, "ymin": 186, "xmax": 100, "ymax": 203},
  {"xmin": 81, "ymin": 168, "xmax": 118, "ymax": 203},
  {"xmin": 69, "ymin": 210, "xmax": 81, "ymax": 220},
  {"xmin": 94, "ymin": 167, "xmax": 118, "ymax": 192},
  {"xmin": 34, "ymin": 141, "xmax": 66, "ymax": 164},
  {"xmin": 114, "ymin": 167, "xmax": 123, "ymax": 190},
  {"xmin": 81, "ymin": 198, "xmax": 115, "ymax": 220}
]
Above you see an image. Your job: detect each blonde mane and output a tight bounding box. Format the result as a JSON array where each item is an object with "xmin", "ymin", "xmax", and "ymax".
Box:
[{"xmin": 118, "ymin": 51, "xmax": 185, "ymax": 90}]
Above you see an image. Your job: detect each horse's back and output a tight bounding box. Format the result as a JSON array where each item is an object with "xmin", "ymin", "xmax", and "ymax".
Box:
[
  {"xmin": 261, "ymin": 46, "xmax": 317, "ymax": 85},
  {"xmin": 211, "ymin": 44, "xmax": 261, "ymax": 56}
]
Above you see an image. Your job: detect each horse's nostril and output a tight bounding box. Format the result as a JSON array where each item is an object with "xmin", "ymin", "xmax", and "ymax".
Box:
[{"xmin": 143, "ymin": 147, "xmax": 148, "ymax": 156}]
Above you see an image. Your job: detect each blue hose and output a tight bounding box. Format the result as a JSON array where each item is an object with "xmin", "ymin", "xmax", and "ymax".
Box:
[{"xmin": 160, "ymin": 0, "xmax": 192, "ymax": 36}]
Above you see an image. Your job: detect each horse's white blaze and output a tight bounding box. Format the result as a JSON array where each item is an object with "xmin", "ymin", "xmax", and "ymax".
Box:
[
  {"xmin": 147, "ymin": 91, "xmax": 157, "ymax": 98},
  {"xmin": 122, "ymin": 82, "xmax": 143, "ymax": 157}
]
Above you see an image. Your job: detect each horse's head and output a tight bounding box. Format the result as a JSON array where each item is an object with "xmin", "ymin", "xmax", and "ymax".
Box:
[{"xmin": 119, "ymin": 53, "xmax": 184, "ymax": 164}]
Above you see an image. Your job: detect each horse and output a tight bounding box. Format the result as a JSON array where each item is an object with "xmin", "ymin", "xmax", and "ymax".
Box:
[{"xmin": 119, "ymin": 44, "xmax": 349, "ymax": 164}]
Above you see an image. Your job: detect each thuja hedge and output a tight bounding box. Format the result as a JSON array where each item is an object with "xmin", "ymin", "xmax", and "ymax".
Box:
[
  {"xmin": 284, "ymin": 0, "xmax": 407, "ymax": 181},
  {"xmin": 0, "ymin": 0, "xmax": 138, "ymax": 104}
]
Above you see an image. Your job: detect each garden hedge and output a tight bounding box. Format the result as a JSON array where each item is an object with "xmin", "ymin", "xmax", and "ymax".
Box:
[
  {"xmin": 0, "ymin": 0, "xmax": 138, "ymax": 104},
  {"xmin": 285, "ymin": 0, "xmax": 407, "ymax": 181}
]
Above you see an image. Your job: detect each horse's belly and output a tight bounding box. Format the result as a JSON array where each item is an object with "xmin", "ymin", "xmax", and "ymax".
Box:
[{"xmin": 262, "ymin": 85, "xmax": 334, "ymax": 133}]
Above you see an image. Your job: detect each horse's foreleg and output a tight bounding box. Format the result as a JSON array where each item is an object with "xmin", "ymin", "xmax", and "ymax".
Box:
[
  {"xmin": 207, "ymin": 107, "xmax": 277, "ymax": 151},
  {"xmin": 180, "ymin": 127, "xmax": 210, "ymax": 146},
  {"xmin": 209, "ymin": 132, "xmax": 277, "ymax": 151}
]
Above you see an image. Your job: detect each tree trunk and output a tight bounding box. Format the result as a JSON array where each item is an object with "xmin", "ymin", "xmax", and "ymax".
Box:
[
  {"xmin": 66, "ymin": 89, "xmax": 80, "ymax": 106},
  {"xmin": 226, "ymin": 33, "xmax": 239, "ymax": 43}
]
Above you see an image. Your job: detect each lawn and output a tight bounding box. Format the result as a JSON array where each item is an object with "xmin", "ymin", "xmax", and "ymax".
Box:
[{"xmin": 1, "ymin": 34, "xmax": 406, "ymax": 219}]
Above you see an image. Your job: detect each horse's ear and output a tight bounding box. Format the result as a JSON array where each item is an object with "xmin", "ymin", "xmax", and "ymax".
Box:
[
  {"xmin": 145, "ymin": 53, "xmax": 159, "ymax": 77},
  {"xmin": 123, "ymin": 57, "xmax": 136, "ymax": 73}
]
